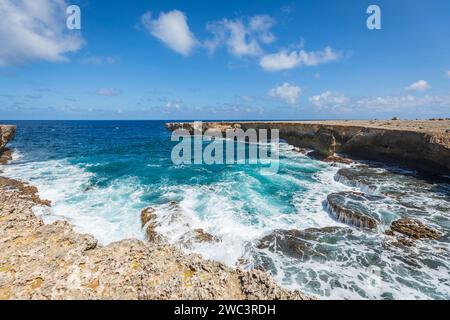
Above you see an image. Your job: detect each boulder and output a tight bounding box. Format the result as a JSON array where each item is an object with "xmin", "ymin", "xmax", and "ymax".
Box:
[
  {"xmin": 0, "ymin": 125, "xmax": 16, "ymax": 151},
  {"xmin": 140, "ymin": 207, "xmax": 156, "ymax": 227},
  {"xmin": 326, "ymin": 192, "xmax": 385, "ymax": 229},
  {"xmin": 256, "ymin": 227, "xmax": 354, "ymax": 262},
  {"xmin": 194, "ymin": 229, "xmax": 219, "ymax": 243},
  {"xmin": 386, "ymin": 218, "xmax": 440, "ymax": 241}
]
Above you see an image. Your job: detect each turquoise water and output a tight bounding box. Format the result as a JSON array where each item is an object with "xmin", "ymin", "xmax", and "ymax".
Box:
[{"xmin": 2, "ymin": 121, "xmax": 449, "ymax": 299}]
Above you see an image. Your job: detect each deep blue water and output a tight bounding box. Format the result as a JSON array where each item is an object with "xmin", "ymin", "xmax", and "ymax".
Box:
[{"xmin": 2, "ymin": 120, "xmax": 449, "ymax": 300}]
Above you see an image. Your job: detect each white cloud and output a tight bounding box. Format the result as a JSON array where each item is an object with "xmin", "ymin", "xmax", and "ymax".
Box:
[
  {"xmin": 268, "ymin": 83, "xmax": 302, "ymax": 105},
  {"xmin": 0, "ymin": 0, "xmax": 84, "ymax": 66},
  {"xmin": 260, "ymin": 46, "xmax": 340, "ymax": 71},
  {"xmin": 81, "ymin": 55, "xmax": 120, "ymax": 65},
  {"xmin": 356, "ymin": 94, "xmax": 450, "ymax": 110},
  {"xmin": 142, "ymin": 10, "xmax": 197, "ymax": 56},
  {"xmin": 309, "ymin": 91, "xmax": 349, "ymax": 108},
  {"xmin": 405, "ymin": 80, "xmax": 430, "ymax": 92},
  {"xmin": 205, "ymin": 15, "xmax": 275, "ymax": 57},
  {"xmin": 94, "ymin": 88, "xmax": 121, "ymax": 96},
  {"xmin": 447, "ymin": 70, "xmax": 450, "ymax": 78}
]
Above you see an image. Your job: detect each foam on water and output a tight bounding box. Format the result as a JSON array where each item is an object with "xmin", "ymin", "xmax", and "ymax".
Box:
[
  {"xmin": 3, "ymin": 153, "xmax": 145, "ymax": 244},
  {"xmin": 3, "ymin": 121, "xmax": 450, "ymax": 300}
]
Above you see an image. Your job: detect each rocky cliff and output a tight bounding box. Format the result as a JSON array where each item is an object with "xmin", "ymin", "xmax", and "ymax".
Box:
[
  {"xmin": 0, "ymin": 125, "xmax": 15, "ymax": 151},
  {"xmin": 166, "ymin": 120, "xmax": 450, "ymax": 176},
  {"xmin": 0, "ymin": 125, "xmax": 16, "ymax": 165}
]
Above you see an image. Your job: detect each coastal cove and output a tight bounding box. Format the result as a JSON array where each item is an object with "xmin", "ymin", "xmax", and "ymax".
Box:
[{"xmin": 1, "ymin": 120, "xmax": 449, "ymax": 299}]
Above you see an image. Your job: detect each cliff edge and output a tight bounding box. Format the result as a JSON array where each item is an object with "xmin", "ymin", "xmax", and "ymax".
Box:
[
  {"xmin": 166, "ymin": 120, "xmax": 450, "ymax": 176},
  {"xmin": 0, "ymin": 125, "xmax": 15, "ymax": 151},
  {"xmin": 0, "ymin": 125, "xmax": 16, "ymax": 165}
]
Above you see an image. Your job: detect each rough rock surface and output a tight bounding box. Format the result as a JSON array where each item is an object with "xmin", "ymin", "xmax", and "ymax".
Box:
[
  {"xmin": 166, "ymin": 120, "xmax": 450, "ymax": 175},
  {"xmin": 0, "ymin": 177, "xmax": 310, "ymax": 300},
  {"xmin": 386, "ymin": 218, "xmax": 440, "ymax": 241},
  {"xmin": 0, "ymin": 125, "xmax": 15, "ymax": 152},
  {"xmin": 326, "ymin": 192, "xmax": 385, "ymax": 229},
  {"xmin": 256, "ymin": 227, "xmax": 354, "ymax": 262}
]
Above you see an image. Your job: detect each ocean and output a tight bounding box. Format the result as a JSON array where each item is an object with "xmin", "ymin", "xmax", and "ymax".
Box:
[{"xmin": 2, "ymin": 120, "xmax": 449, "ymax": 299}]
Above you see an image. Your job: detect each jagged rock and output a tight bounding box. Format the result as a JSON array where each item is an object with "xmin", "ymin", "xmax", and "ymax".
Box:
[
  {"xmin": 140, "ymin": 207, "xmax": 156, "ymax": 227},
  {"xmin": 386, "ymin": 218, "xmax": 440, "ymax": 241},
  {"xmin": 0, "ymin": 148, "xmax": 13, "ymax": 165},
  {"xmin": 194, "ymin": 229, "xmax": 219, "ymax": 243},
  {"xmin": 0, "ymin": 176, "xmax": 51, "ymax": 206},
  {"xmin": 0, "ymin": 175, "xmax": 310, "ymax": 300},
  {"xmin": 324, "ymin": 155, "xmax": 353, "ymax": 164},
  {"xmin": 0, "ymin": 125, "xmax": 16, "ymax": 151},
  {"xmin": 335, "ymin": 168, "xmax": 381, "ymax": 192},
  {"xmin": 326, "ymin": 192, "xmax": 385, "ymax": 229},
  {"xmin": 256, "ymin": 227, "xmax": 354, "ymax": 262}
]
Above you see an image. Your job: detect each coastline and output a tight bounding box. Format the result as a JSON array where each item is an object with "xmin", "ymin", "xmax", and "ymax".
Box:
[
  {"xmin": 166, "ymin": 120, "xmax": 450, "ymax": 176},
  {"xmin": 1, "ymin": 121, "xmax": 448, "ymax": 299},
  {"xmin": 0, "ymin": 125, "xmax": 309, "ymax": 300}
]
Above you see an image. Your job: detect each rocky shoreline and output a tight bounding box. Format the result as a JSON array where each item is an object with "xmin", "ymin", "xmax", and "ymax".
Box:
[
  {"xmin": 166, "ymin": 120, "xmax": 450, "ymax": 176},
  {"xmin": 0, "ymin": 124, "xmax": 309, "ymax": 300}
]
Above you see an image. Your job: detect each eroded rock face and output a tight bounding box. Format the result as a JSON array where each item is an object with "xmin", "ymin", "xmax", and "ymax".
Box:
[
  {"xmin": 194, "ymin": 229, "xmax": 219, "ymax": 243},
  {"xmin": 0, "ymin": 176, "xmax": 310, "ymax": 300},
  {"xmin": 0, "ymin": 125, "xmax": 15, "ymax": 151},
  {"xmin": 386, "ymin": 218, "xmax": 440, "ymax": 241},
  {"xmin": 166, "ymin": 121, "xmax": 450, "ymax": 175},
  {"xmin": 141, "ymin": 207, "xmax": 156, "ymax": 227},
  {"xmin": 326, "ymin": 192, "xmax": 385, "ymax": 229}
]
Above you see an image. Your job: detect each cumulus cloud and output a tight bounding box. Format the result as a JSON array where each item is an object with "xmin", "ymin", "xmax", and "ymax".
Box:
[
  {"xmin": 309, "ymin": 91, "xmax": 349, "ymax": 108},
  {"xmin": 141, "ymin": 10, "xmax": 197, "ymax": 56},
  {"xmin": 93, "ymin": 88, "xmax": 121, "ymax": 97},
  {"xmin": 205, "ymin": 15, "xmax": 275, "ymax": 57},
  {"xmin": 268, "ymin": 83, "xmax": 302, "ymax": 105},
  {"xmin": 405, "ymin": 80, "xmax": 430, "ymax": 92},
  {"xmin": 447, "ymin": 71, "xmax": 450, "ymax": 78},
  {"xmin": 260, "ymin": 46, "xmax": 340, "ymax": 71},
  {"xmin": 0, "ymin": 0, "xmax": 84, "ymax": 66}
]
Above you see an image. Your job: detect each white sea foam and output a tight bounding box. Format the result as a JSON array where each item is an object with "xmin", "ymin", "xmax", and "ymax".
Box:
[
  {"xmin": 2, "ymin": 155, "xmax": 145, "ymax": 244},
  {"xmin": 3, "ymin": 145, "xmax": 449, "ymax": 300}
]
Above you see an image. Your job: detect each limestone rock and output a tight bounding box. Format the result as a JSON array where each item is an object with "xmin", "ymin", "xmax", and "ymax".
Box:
[
  {"xmin": 326, "ymin": 192, "xmax": 385, "ymax": 229},
  {"xmin": 0, "ymin": 125, "xmax": 16, "ymax": 151},
  {"xmin": 386, "ymin": 218, "xmax": 440, "ymax": 241},
  {"xmin": 140, "ymin": 207, "xmax": 156, "ymax": 227},
  {"xmin": 0, "ymin": 175, "xmax": 310, "ymax": 300}
]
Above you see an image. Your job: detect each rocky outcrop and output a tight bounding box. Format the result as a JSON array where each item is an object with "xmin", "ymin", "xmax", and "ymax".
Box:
[
  {"xmin": 0, "ymin": 125, "xmax": 15, "ymax": 151},
  {"xmin": 386, "ymin": 218, "xmax": 440, "ymax": 241},
  {"xmin": 325, "ymin": 192, "xmax": 385, "ymax": 229},
  {"xmin": 165, "ymin": 121, "xmax": 450, "ymax": 176},
  {"xmin": 0, "ymin": 176, "xmax": 309, "ymax": 300},
  {"xmin": 0, "ymin": 125, "xmax": 15, "ymax": 165},
  {"xmin": 256, "ymin": 227, "xmax": 354, "ymax": 264}
]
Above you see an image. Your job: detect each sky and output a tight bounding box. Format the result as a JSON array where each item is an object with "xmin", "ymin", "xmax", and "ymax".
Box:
[{"xmin": 0, "ymin": 0, "xmax": 449, "ymax": 120}]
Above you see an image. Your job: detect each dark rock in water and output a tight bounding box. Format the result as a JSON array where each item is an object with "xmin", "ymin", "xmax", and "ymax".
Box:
[
  {"xmin": 335, "ymin": 167, "xmax": 383, "ymax": 192},
  {"xmin": 256, "ymin": 227, "xmax": 354, "ymax": 262},
  {"xmin": 326, "ymin": 192, "xmax": 385, "ymax": 229},
  {"xmin": 386, "ymin": 218, "xmax": 440, "ymax": 241}
]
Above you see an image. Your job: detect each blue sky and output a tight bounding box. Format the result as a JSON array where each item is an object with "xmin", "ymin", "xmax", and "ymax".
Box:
[{"xmin": 0, "ymin": 0, "xmax": 449, "ymax": 120}]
